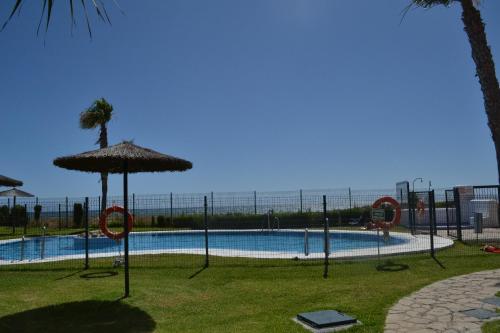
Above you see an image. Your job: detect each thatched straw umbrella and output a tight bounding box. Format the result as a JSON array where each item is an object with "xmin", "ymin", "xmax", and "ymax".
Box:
[
  {"xmin": 0, "ymin": 188, "xmax": 34, "ymax": 234},
  {"xmin": 54, "ymin": 141, "xmax": 192, "ymax": 297},
  {"xmin": 0, "ymin": 175, "xmax": 23, "ymax": 187}
]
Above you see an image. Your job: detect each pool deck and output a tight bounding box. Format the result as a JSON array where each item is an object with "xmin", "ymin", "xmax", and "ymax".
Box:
[{"xmin": 0, "ymin": 229, "xmax": 454, "ymax": 265}]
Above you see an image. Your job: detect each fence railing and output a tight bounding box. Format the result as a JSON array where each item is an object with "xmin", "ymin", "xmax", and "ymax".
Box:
[{"xmin": 0, "ymin": 187, "xmax": 498, "ymax": 272}]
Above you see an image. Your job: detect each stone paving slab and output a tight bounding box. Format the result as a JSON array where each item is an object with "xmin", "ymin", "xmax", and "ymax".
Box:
[{"xmin": 385, "ymin": 269, "xmax": 500, "ymax": 333}]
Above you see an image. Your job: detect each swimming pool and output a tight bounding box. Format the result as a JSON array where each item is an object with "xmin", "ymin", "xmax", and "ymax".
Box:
[{"xmin": 0, "ymin": 230, "xmax": 453, "ymax": 264}]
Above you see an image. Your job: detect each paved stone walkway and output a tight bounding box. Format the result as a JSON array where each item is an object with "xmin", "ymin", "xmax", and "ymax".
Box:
[{"xmin": 385, "ymin": 269, "xmax": 500, "ymax": 333}]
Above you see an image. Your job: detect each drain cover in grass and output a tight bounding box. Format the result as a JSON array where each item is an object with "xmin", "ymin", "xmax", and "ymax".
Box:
[
  {"xmin": 461, "ymin": 309, "xmax": 499, "ymax": 320},
  {"xmin": 297, "ymin": 310, "xmax": 357, "ymax": 329},
  {"xmin": 482, "ymin": 296, "xmax": 500, "ymax": 307}
]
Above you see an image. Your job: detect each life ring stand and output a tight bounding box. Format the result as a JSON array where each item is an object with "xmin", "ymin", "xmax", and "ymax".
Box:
[
  {"xmin": 99, "ymin": 206, "xmax": 134, "ymax": 240},
  {"xmin": 416, "ymin": 199, "xmax": 425, "ymax": 217},
  {"xmin": 371, "ymin": 196, "xmax": 401, "ymax": 229}
]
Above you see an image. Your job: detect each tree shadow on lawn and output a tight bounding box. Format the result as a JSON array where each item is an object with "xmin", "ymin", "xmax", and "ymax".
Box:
[{"xmin": 0, "ymin": 300, "xmax": 156, "ymax": 333}]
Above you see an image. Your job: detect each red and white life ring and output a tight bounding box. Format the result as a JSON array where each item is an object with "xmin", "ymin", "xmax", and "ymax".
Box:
[
  {"xmin": 416, "ymin": 199, "xmax": 425, "ymax": 217},
  {"xmin": 371, "ymin": 196, "xmax": 401, "ymax": 229},
  {"xmin": 99, "ymin": 206, "xmax": 134, "ymax": 240}
]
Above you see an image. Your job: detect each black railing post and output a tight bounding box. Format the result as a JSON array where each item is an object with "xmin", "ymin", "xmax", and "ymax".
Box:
[
  {"xmin": 204, "ymin": 196, "xmax": 209, "ymax": 268},
  {"xmin": 84, "ymin": 197, "xmax": 89, "ymax": 270},
  {"xmin": 254, "ymin": 191, "xmax": 257, "ymax": 215},
  {"xmin": 348, "ymin": 187, "xmax": 352, "ymax": 212},
  {"xmin": 58, "ymin": 203, "xmax": 61, "ymax": 230},
  {"xmin": 429, "ymin": 191, "xmax": 435, "ymax": 258},
  {"xmin": 210, "ymin": 192, "xmax": 214, "ymax": 216},
  {"xmin": 65, "ymin": 197, "xmax": 69, "ymax": 228},
  {"xmin": 132, "ymin": 193, "xmax": 135, "ymax": 218},
  {"xmin": 453, "ymin": 187, "xmax": 462, "ymax": 241},
  {"xmin": 24, "ymin": 203, "xmax": 27, "ymax": 235},
  {"xmin": 299, "ymin": 189, "xmax": 303, "ymax": 214},
  {"xmin": 170, "ymin": 192, "xmax": 173, "ymax": 226},
  {"xmin": 12, "ymin": 195, "xmax": 17, "ymax": 235},
  {"xmin": 445, "ymin": 190, "xmax": 450, "ymax": 237},
  {"xmin": 323, "ymin": 195, "xmax": 329, "ymax": 279}
]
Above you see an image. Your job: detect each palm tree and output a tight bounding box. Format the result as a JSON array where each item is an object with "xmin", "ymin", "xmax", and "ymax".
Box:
[
  {"xmin": 411, "ymin": 0, "xmax": 500, "ymax": 183},
  {"xmin": 2, "ymin": 1, "xmax": 120, "ymax": 36},
  {"xmin": 79, "ymin": 98, "xmax": 113, "ymax": 213}
]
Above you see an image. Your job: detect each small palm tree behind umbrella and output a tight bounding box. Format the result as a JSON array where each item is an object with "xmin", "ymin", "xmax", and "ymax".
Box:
[{"xmin": 79, "ymin": 98, "xmax": 113, "ymax": 214}]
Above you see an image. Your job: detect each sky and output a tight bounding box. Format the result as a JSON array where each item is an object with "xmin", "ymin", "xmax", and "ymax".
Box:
[{"xmin": 0, "ymin": 0, "xmax": 499, "ymax": 197}]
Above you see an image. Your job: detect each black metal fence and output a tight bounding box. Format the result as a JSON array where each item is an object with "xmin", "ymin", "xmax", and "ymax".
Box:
[{"xmin": 0, "ymin": 185, "xmax": 499, "ymax": 273}]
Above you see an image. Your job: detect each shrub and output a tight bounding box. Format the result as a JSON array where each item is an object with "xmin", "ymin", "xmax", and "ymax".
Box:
[
  {"xmin": 34, "ymin": 205, "xmax": 42, "ymax": 224},
  {"xmin": 156, "ymin": 215, "xmax": 166, "ymax": 227},
  {"xmin": 11, "ymin": 205, "xmax": 27, "ymax": 227},
  {"xmin": 0, "ymin": 205, "xmax": 9, "ymax": 225},
  {"xmin": 73, "ymin": 203, "xmax": 84, "ymax": 227}
]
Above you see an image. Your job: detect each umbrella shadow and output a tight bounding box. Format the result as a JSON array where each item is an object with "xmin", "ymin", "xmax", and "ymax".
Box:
[
  {"xmin": 0, "ymin": 300, "xmax": 156, "ymax": 333},
  {"xmin": 376, "ymin": 260, "xmax": 409, "ymax": 272},
  {"xmin": 80, "ymin": 271, "xmax": 118, "ymax": 279}
]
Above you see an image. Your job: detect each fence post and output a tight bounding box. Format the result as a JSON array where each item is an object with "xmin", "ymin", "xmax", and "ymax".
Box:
[
  {"xmin": 65, "ymin": 197, "xmax": 69, "ymax": 228},
  {"xmin": 24, "ymin": 203, "xmax": 27, "ymax": 235},
  {"xmin": 453, "ymin": 187, "xmax": 462, "ymax": 241},
  {"xmin": 254, "ymin": 191, "xmax": 257, "ymax": 215},
  {"xmin": 170, "ymin": 192, "xmax": 173, "ymax": 226},
  {"xmin": 299, "ymin": 189, "xmax": 303, "ymax": 214},
  {"xmin": 58, "ymin": 203, "xmax": 61, "ymax": 230},
  {"xmin": 445, "ymin": 191, "xmax": 450, "ymax": 237},
  {"xmin": 348, "ymin": 187, "xmax": 352, "ymax": 212},
  {"xmin": 132, "ymin": 193, "xmax": 135, "ymax": 218},
  {"xmin": 12, "ymin": 195, "xmax": 16, "ymax": 235},
  {"xmin": 323, "ymin": 195, "xmax": 329, "ymax": 279},
  {"xmin": 429, "ymin": 191, "xmax": 435, "ymax": 258},
  {"xmin": 204, "ymin": 196, "xmax": 209, "ymax": 268},
  {"xmin": 211, "ymin": 192, "xmax": 214, "ymax": 216},
  {"xmin": 84, "ymin": 197, "xmax": 89, "ymax": 270}
]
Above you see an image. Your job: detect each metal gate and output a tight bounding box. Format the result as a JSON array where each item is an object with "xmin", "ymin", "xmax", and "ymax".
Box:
[
  {"xmin": 409, "ymin": 190, "xmax": 437, "ymax": 256},
  {"xmin": 450, "ymin": 185, "xmax": 500, "ymax": 243}
]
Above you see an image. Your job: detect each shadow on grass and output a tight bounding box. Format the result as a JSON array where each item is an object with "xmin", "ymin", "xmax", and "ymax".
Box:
[
  {"xmin": 0, "ymin": 300, "xmax": 156, "ymax": 333},
  {"xmin": 80, "ymin": 271, "xmax": 118, "ymax": 279},
  {"xmin": 376, "ymin": 260, "xmax": 409, "ymax": 272}
]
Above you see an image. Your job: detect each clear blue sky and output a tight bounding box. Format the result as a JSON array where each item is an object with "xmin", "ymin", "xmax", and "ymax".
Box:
[{"xmin": 0, "ymin": 0, "xmax": 499, "ymax": 197}]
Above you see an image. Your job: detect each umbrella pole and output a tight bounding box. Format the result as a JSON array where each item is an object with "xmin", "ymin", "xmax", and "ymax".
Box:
[{"xmin": 123, "ymin": 161, "xmax": 130, "ymax": 298}]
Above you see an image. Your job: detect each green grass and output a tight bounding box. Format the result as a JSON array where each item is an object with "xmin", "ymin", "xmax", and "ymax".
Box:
[
  {"xmin": 0, "ymin": 243, "xmax": 499, "ymax": 332},
  {"xmin": 482, "ymin": 292, "xmax": 500, "ymax": 332},
  {"xmin": 483, "ymin": 320, "xmax": 500, "ymax": 332}
]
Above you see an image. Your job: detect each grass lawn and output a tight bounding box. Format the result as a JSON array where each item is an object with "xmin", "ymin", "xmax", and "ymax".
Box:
[
  {"xmin": 0, "ymin": 244, "xmax": 499, "ymax": 332},
  {"xmin": 481, "ymin": 291, "xmax": 500, "ymax": 332}
]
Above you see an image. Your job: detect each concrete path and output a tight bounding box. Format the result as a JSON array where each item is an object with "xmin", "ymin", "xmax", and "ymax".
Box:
[{"xmin": 385, "ymin": 269, "xmax": 500, "ymax": 333}]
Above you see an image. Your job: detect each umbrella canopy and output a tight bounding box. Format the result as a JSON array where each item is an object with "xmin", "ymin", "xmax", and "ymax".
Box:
[
  {"xmin": 53, "ymin": 141, "xmax": 192, "ymax": 173},
  {"xmin": 0, "ymin": 175, "xmax": 23, "ymax": 187},
  {"xmin": 0, "ymin": 188, "xmax": 34, "ymax": 197}
]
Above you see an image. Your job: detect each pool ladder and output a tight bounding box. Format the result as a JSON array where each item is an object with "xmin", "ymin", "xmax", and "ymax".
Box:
[{"xmin": 265, "ymin": 210, "xmax": 280, "ymax": 231}]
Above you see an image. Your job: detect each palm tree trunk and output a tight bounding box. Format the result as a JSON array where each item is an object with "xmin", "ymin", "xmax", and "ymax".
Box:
[
  {"xmin": 100, "ymin": 123, "xmax": 109, "ymax": 212},
  {"xmin": 460, "ymin": 0, "xmax": 500, "ymax": 184}
]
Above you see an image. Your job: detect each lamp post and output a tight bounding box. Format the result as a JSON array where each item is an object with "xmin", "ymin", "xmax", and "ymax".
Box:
[{"xmin": 412, "ymin": 178, "xmax": 423, "ymax": 192}]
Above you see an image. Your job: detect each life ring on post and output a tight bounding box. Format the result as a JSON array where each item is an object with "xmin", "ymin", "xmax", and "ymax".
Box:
[
  {"xmin": 99, "ymin": 206, "xmax": 134, "ymax": 240},
  {"xmin": 371, "ymin": 196, "xmax": 401, "ymax": 229},
  {"xmin": 416, "ymin": 199, "xmax": 425, "ymax": 217}
]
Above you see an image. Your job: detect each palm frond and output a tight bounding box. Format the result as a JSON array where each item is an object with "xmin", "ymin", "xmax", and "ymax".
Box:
[
  {"xmin": 411, "ymin": 0, "xmax": 481, "ymax": 8},
  {"xmin": 79, "ymin": 98, "xmax": 113, "ymax": 129},
  {"xmin": 1, "ymin": 0, "xmax": 121, "ymax": 36}
]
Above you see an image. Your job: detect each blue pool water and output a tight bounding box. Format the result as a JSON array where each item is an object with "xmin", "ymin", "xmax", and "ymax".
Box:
[{"xmin": 0, "ymin": 231, "xmax": 408, "ymax": 262}]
